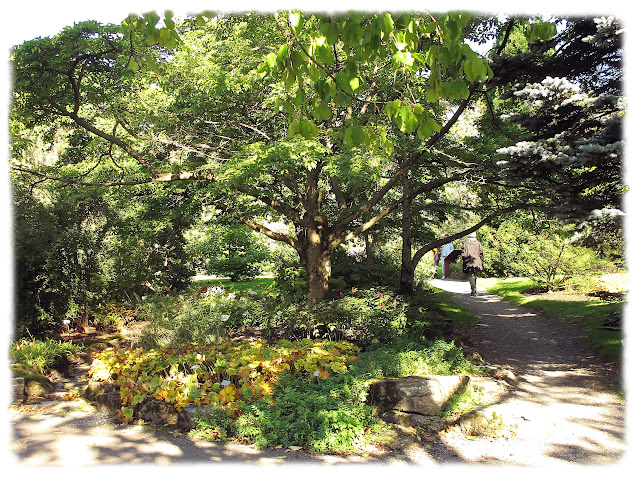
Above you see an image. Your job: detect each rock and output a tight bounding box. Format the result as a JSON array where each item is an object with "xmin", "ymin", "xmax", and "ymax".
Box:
[
  {"xmin": 368, "ymin": 375, "xmax": 469, "ymax": 415},
  {"xmin": 455, "ymin": 410, "xmax": 516, "ymax": 438},
  {"xmin": 138, "ymin": 400, "xmax": 179, "ymax": 426},
  {"xmin": 377, "ymin": 409, "xmax": 447, "ymax": 433},
  {"xmin": 177, "ymin": 405, "xmax": 215, "ymax": 431},
  {"xmin": 24, "ymin": 376, "xmax": 55, "ymax": 399},
  {"xmin": 83, "ymin": 381, "xmax": 117, "ymax": 402},
  {"xmin": 13, "ymin": 377, "xmax": 25, "ymax": 404},
  {"xmin": 485, "ymin": 366, "xmax": 516, "ymax": 382},
  {"xmin": 96, "ymin": 392, "xmax": 122, "ymax": 413}
]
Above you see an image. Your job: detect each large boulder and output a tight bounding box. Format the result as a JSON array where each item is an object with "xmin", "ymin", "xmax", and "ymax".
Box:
[{"xmin": 368, "ymin": 375, "xmax": 469, "ymax": 415}]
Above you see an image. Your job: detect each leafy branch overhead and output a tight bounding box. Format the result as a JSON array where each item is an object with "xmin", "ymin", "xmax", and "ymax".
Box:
[{"xmin": 256, "ymin": 11, "xmax": 504, "ymax": 152}]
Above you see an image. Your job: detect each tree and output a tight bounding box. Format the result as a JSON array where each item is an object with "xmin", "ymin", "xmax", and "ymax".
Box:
[{"xmin": 13, "ymin": 11, "xmax": 614, "ymax": 306}]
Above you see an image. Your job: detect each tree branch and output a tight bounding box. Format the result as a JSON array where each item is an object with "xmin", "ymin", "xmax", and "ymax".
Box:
[
  {"xmin": 241, "ymin": 218, "xmax": 298, "ymax": 250},
  {"xmin": 236, "ymin": 184, "xmax": 302, "ymax": 223},
  {"xmin": 11, "ymin": 165, "xmax": 217, "ymax": 187}
]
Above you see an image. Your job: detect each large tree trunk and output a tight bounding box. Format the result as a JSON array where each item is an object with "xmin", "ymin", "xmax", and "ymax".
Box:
[
  {"xmin": 399, "ymin": 174, "xmax": 415, "ymax": 295},
  {"xmin": 304, "ymin": 234, "xmax": 332, "ymax": 305},
  {"xmin": 302, "ymin": 163, "xmax": 333, "ymax": 305}
]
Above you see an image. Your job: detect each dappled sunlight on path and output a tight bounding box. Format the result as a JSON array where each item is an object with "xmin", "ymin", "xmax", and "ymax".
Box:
[
  {"xmin": 10, "ymin": 404, "xmax": 435, "ymax": 467},
  {"xmin": 429, "ymin": 278, "xmax": 626, "ymax": 466}
]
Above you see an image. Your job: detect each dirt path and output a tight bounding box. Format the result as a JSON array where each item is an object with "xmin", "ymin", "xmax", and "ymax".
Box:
[
  {"xmin": 428, "ymin": 278, "xmax": 626, "ymax": 466},
  {"xmin": 9, "ymin": 280, "xmax": 628, "ymax": 468}
]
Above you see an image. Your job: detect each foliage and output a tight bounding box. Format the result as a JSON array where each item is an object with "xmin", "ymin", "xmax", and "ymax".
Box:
[
  {"xmin": 11, "ymin": 176, "xmax": 197, "ymax": 338},
  {"xmin": 228, "ymin": 372, "xmax": 378, "ymax": 452},
  {"xmin": 135, "ymin": 291, "xmax": 260, "ymax": 348},
  {"xmin": 186, "ymin": 221, "xmax": 270, "ymax": 282},
  {"xmin": 136, "ymin": 282, "xmax": 455, "ymax": 350},
  {"xmin": 10, "ymin": 338, "xmax": 82, "ymax": 374},
  {"xmin": 480, "ymin": 216, "xmax": 605, "ymax": 290},
  {"xmin": 574, "ymin": 209, "xmax": 625, "ymax": 265},
  {"xmin": 93, "ymin": 304, "xmax": 137, "ymax": 333},
  {"xmin": 89, "ymin": 338, "xmax": 361, "ymax": 416},
  {"xmin": 89, "ymin": 333, "xmax": 479, "ymax": 452},
  {"xmin": 353, "ymin": 339, "xmax": 483, "ymax": 378}
]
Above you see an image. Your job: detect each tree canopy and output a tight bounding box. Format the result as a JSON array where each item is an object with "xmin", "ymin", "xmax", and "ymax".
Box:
[{"xmin": 9, "ymin": 10, "xmax": 624, "ymax": 311}]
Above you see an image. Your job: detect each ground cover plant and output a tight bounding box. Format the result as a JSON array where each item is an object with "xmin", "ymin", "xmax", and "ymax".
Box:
[
  {"xmin": 479, "ymin": 277, "xmax": 624, "ymax": 360},
  {"xmin": 88, "ymin": 333, "xmax": 481, "ymax": 451},
  {"xmin": 82, "ymin": 275, "xmax": 484, "ymax": 452}
]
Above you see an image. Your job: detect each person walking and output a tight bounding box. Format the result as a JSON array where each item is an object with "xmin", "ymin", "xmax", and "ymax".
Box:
[
  {"xmin": 462, "ymin": 232, "xmax": 484, "ymax": 296},
  {"xmin": 440, "ymin": 242, "xmax": 454, "ymax": 279}
]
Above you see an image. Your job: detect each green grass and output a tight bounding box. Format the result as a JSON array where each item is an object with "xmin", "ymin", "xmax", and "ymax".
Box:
[
  {"xmin": 10, "ymin": 338, "xmax": 83, "ymax": 374},
  {"xmin": 430, "ymin": 289, "xmax": 476, "ymax": 327},
  {"xmin": 192, "ymin": 277, "xmax": 276, "ymax": 295},
  {"xmin": 478, "ymin": 277, "xmax": 624, "ymax": 361}
]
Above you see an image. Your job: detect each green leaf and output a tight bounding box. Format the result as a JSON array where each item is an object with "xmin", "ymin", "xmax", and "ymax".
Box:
[
  {"xmin": 292, "ymin": 87, "xmax": 305, "ymax": 108},
  {"xmin": 392, "ymin": 51, "xmax": 414, "ymax": 68},
  {"xmin": 344, "ymin": 126, "xmax": 365, "ymax": 147},
  {"xmin": 287, "ymin": 119, "xmax": 299, "ymax": 138},
  {"xmin": 463, "ymin": 57, "xmax": 487, "ymax": 82},
  {"xmin": 384, "ymin": 99, "xmax": 401, "ymax": 120},
  {"xmin": 127, "ymin": 58, "xmax": 139, "ymax": 72},
  {"xmin": 312, "ymin": 101, "xmax": 332, "ymax": 121},
  {"xmin": 265, "ymin": 52, "xmax": 277, "ymax": 69},
  {"xmin": 276, "ymin": 44, "xmax": 289, "ymax": 69},
  {"xmin": 381, "ymin": 13, "xmax": 394, "ymax": 35},
  {"xmin": 349, "ymin": 76, "xmax": 361, "ymax": 92},
  {"xmin": 289, "ymin": 12, "xmax": 302, "ymax": 33},
  {"xmin": 417, "ymin": 117, "xmax": 441, "ymax": 140},
  {"xmin": 319, "ymin": 21, "xmax": 339, "ymax": 44},
  {"xmin": 298, "ymin": 119, "xmax": 318, "ymax": 139}
]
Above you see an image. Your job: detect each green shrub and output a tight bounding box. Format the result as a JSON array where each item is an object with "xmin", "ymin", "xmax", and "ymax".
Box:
[
  {"xmin": 10, "ymin": 338, "xmax": 82, "ymax": 374},
  {"xmin": 136, "ymin": 291, "xmax": 269, "ymax": 348},
  {"xmin": 352, "ymin": 339, "xmax": 483, "ymax": 378},
  {"xmin": 136, "ymin": 283, "xmax": 454, "ymax": 349}
]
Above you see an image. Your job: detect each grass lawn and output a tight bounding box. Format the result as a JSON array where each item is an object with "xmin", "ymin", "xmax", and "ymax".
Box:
[
  {"xmin": 478, "ymin": 277, "xmax": 624, "ymax": 361},
  {"xmin": 429, "ymin": 289, "xmax": 476, "ymax": 327},
  {"xmin": 191, "ymin": 276, "xmax": 276, "ymax": 295}
]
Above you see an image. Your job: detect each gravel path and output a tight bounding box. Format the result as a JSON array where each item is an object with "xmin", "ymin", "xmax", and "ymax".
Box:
[
  {"xmin": 9, "ymin": 279, "xmax": 628, "ymax": 468},
  {"xmin": 428, "ymin": 278, "xmax": 626, "ymax": 466}
]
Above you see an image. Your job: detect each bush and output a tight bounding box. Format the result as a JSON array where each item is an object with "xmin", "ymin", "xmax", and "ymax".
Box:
[
  {"xmin": 229, "ymin": 374, "xmax": 377, "ymax": 451},
  {"xmin": 10, "ymin": 338, "xmax": 82, "ymax": 374},
  {"xmin": 481, "ymin": 217, "xmax": 603, "ymax": 290},
  {"xmin": 136, "ymin": 282, "xmax": 454, "ymax": 350},
  {"xmin": 136, "ymin": 291, "xmax": 271, "ymax": 348}
]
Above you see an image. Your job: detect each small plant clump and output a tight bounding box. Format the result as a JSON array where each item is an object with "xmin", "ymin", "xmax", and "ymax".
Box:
[{"xmin": 10, "ymin": 338, "xmax": 82, "ymax": 374}]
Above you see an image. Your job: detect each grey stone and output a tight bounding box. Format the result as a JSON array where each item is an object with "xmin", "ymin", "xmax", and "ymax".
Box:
[
  {"xmin": 138, "ymin": 400, "xmax": 179, "ymax": 426},
  {"xmin": 83, "ymin": 381, "xmax": 117, "ymax": 402},
  {"xmin": 13, "ymin": 377, "xmax": 25, "ymax": 404},
  {"xmin": 177, "ymin": 405, "xmax": 216, "ymax": 431},
  {"xmin": 24, "ymin": 377, "xmax": 54, "ymax": 399},
  {"xmin": 378, "ymin": 409, "xmax": 447, "ymax": 432},
  {"xmin": 368, "ymin": 375, "xmax": 469, "ymax": 415},
  {"xmin": 485, "ymin": 366, "xmax": 517, "ymax": 382},
  {"xmin": 96, "ymin": 392, "xmax": 122, "ymax": 413}
]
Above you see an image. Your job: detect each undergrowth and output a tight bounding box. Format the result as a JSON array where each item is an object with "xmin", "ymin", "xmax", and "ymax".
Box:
[{"xmin": 10, "ymin": 338, "xmax": 82, "ymax": 374}]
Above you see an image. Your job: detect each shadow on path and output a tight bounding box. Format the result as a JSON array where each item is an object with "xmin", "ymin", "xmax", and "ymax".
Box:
[{"xmin": 429, "ymin": 278, "xmax": 626, "ymax": 466}]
